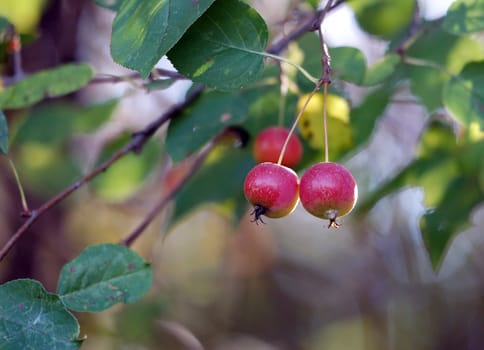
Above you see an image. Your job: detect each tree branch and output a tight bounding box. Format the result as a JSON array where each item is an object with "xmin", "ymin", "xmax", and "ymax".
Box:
[
  {"xmin": 122, "ymin": 2, "xmax": 345, "ymax": 246},
  {"xmin": 0, "ymin": 85, "xmax": 204, "ymax": 262},
  {"xmin": 395, "ymin": 0, "xmax": 422, "ymax": 56},
  {"xmin": 266, "ymin": 0, "xmax": 345, "ymax": 55},
  {"xmin": 1, "ymin": 1, "xmax": 343, "ymax": 260},
  {"xmin": 120, "ymin": 126, "xmax": 247, "ymax": 247},
  {"xmin": 90, "ymin": 68, "xmax": 187, "ymax": 85}
]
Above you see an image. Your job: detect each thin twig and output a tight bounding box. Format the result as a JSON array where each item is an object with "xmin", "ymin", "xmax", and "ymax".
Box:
[
  {"xmin": 318, "ymin": 0, "xmax": 333, "ymax": 162},
  {"xmin": 0, "ymin": 85, "xmax": 204, "ymax": 263},
  {"xmin": 395, "ymin": 0, "xmax": 421, "ymax": 56},
  {"xmin": 277, "ymin": 81, "xmax": 322, "ymax": 165},
  {"xmin": 123, "ymin": 3, "xmax": 346, "ymax": 245},
  {"xmin": 1, "ymin": 1, "xmax": 342, "ymax": 260},
  {"xmin": 319, "ymin": 0, "xmax": 339, "ymax": 25},
  {"xmin": 276, "ymin": 0, "xmax": 335, "ymax": 165},
  {"xmin": 317, "ymin": 4, "xmax": 333, "ymax": 162},
  {"xmin": 90, "ymin": 68, "xmax": 186, "ymax": 84},
  {"xmin": 318, "ymin": 28, "xmax": 332, "ymax": 84},
  {"xmin": 266, "ymin": 0, "xmax": 344, "ymax": 55},
  {"xmin": 262, "ymin": 51, "xmax": 319, "ymax": 84},
  {"xmin": 120, "ymin": 126, "xmax": 247, "ymax": 247},
  {"xmin": 121, "ymin": 138, "xmax": 213, "ymax": 247},
  {"xmin": 322, "ymin": 82, "xmax": 329, "ymax": 162}
]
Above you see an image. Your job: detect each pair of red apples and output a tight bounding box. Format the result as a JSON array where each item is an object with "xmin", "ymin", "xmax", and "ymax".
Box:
[{"xmin": 244, "ymin": 126, "xmax": 358, "ymax": 228}]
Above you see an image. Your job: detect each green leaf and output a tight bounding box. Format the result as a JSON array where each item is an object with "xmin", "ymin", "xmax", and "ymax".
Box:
[
  {"xmin": 357, "ymin": 122, "xmax": 460, "ymax": 213},
  {"xmin": 358, "ymin": 150, "xmax": 460, "ymax": 214},
  {"xmin": 349, "ymin": 0, "xmax": 415, "ymax": 39},
  {"xmin": 91, "ymin": 135, "xmax": 163, "ymax": 201},
  {"xmin": 114, "ymin": 299, "xmax": 168, "ymax": 347},
  {"xmin": 306, "ymin": 0, "xmax": 320, "ymax": 9},
  {"xmin": 443, "ymin": 61, "xmax": 484, "ymax": 128},
  {"xmin": 0, "ymin": 64, "xmax": 94, "ymax": 109},
  {"xmin": 14, "ymin": 100, "xmax": 117, "ymax": 146},
  {"xmin": 478, "ymin": 154, "xmax": 484, "ymax": 193},
  {"xmin": 0, "ymin": 16, "xmax": 12, "ymax": 34},
  {"xmin": 9, "ymin": 100, "xmax": 119, "ymax": 197},
  {"xmin": 167, "ymin": 0, "xmax": 268, "ymax": 90},
  {"xmin": 14, "ymin": 143, "xmax": 81, "ymax": 197},
  {"xmin": 457, "ymin": 139, "xmax": 484, "ymax": 176},
  {"xmin": 0, "ymin": 110, "xmax": 7, "ymax": 154},
  {"xmin": 355, "ymin": 121, "xmax": 483, "ymax": 269},
  {"xmin": 0, "ymin": 279, "xmax": 82, "ymax": 350},
  {"xmin": 299, "ymin": 37, "xmax": 394, "ymax": 86},
  {"xmin": 57, "ymin": 244, "xmax": 153, "ymax": 312},
  {"xmin": 406, "ymin": 25, "xmax": 484, "ymax": 112},
  {"xmin": 167, "ymin": 91, "xmax": 248, "ymax": 162},
  {"xmin": 351, "ymin": 84, "xmax": 393, "ymax": 146},
  {"xmin": 74, "ymin": 99, "xmax": 119, "ymax": 132},
  {"xmin": 296, "ymin": 33, "xmax": 323, "ymax": 91},
  {"xmin": 296, "ymin": 35, "xmax": 368, "ymax": 88},
  {"xmin": 172, "ymin": 148, "xmax": 254, "ymax": 225},
  {"xmin": 14, "ymin": 106, "xmax": 73, "ymax": 145},
  {"xmin": 417, "ymin": 121, "xmax": 457, "ymax": 158},
  {"xmin": 408, "ymin": 67, "xmax": 446, "ymax": 113},
  {"xmin": 144, "ymin": 78, "xmax": 175, "ymax": 92},
  {"xmin": 93, "ymin": 0, "xmax": 125, "ymax": 11},
  {"xmin": 111, "ymin": 0, "xmax": 216, "ymax": 77},
  {"xmin": 242, "ymin": 85, "xmax": 299, "ymax": 136},
  {"xmin": 443, "ymin": 0, "xmax": 484, "ymax": 35},
  {"xmin": 329, "ymin": 47, "xmax": 367, "ymax": 84},
  {"xmin": 362, "ymin": 54, "xmax": 400, "ymax": 86},
  {"xmin": 422, "ymin": 175, "xmax": 483, "ymax": 268},
  {"xmin": 10, "ymin": 100, "xmax": 116, "ymax": 196}
]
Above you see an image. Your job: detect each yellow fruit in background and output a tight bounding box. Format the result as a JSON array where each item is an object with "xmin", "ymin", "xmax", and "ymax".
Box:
[
  {"xmin": 297, "ymin": 93, "xmax": 352, "ymax": 153},
  {"xmin": 0, "ymin": 0, "xmax": 46, "ymax": 33},
  {"xmin": 349, "ymin": 0, "xmax": 415, "ymax": 39}
]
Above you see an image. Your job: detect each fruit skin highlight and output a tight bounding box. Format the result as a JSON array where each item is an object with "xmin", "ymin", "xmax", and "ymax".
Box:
[
  {"xmin": 299, "ymin": 162, "xmax": 357, "ymax": 227},
  {"xmin": 244, "ymin": 162, "xmax": 300, "ymax": 223},
  {"xmin": 253, "ymin": 126, "xmax": 303, "ymax": 168}
]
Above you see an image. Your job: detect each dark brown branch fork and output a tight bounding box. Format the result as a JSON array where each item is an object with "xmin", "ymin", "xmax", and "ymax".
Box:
[{"xmin": 0, "ymin": 86, "xmax": 203, "ymax": 262}]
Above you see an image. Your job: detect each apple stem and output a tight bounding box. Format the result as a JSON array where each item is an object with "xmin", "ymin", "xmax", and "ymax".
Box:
[
  {"xmin": 277, "ymin": 81, "xmax": 322, "ymax": 165},
  {"xmin": 317, "ymin": 23, "xmax": 332, "ymax": 163},
  {"xmin": 323, "ymin": 82, "xmax": 329, "ymax": 163},
  {"xmin": 277, "ymin": 2, "xmax": 333, "ymax": 166}
]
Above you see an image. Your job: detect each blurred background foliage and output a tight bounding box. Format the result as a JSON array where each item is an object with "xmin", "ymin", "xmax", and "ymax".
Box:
[{"xmin": 1, "ymin": 0, "xmax": 484, "ymax": 349}]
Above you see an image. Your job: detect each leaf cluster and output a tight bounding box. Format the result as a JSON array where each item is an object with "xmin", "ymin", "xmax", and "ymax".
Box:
[{"xmin": 0, "ymin": 0, "xmax": 483, "ymax": 347}]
